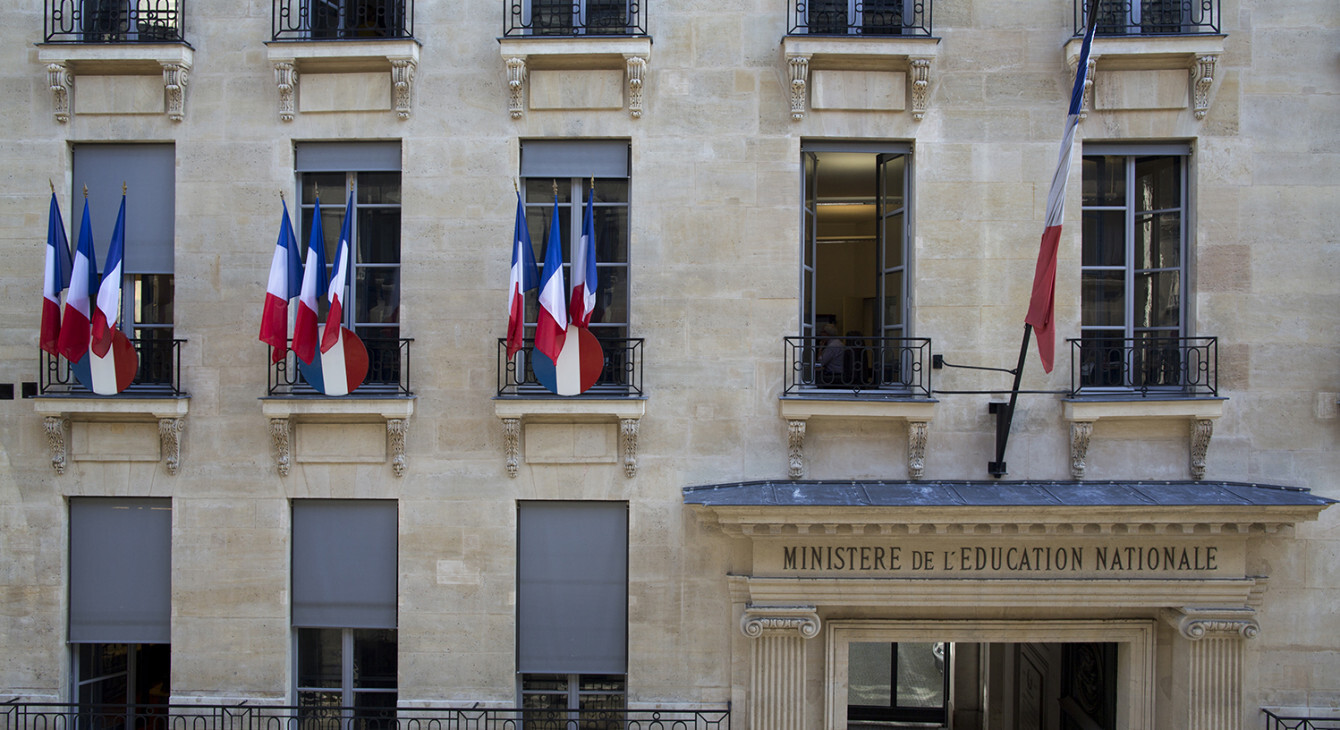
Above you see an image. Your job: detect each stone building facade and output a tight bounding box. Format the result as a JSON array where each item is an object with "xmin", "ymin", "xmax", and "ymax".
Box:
[{"xmin": 0, "ymin": 0, "xmax": 1337, "ymax": 728}]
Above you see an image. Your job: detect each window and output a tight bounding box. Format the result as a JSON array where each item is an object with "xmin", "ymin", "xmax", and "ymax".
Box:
[
  {"xmin": 519, "ymin": 140, "xmax": 631, "ymax": 340},
  {"xmin": 292, "ymin": 500, "xmax": 398, "ymax": 721},
  {"xmin": 521, "ymin": 0, "xmax": 631, "ymax": 35},
  {"xmin": 72, "ymin": 144, "xmax": 176, "ymax": 386},
  {"xmin": 1091, "ymin": 0, "xmax": 1190, "ymax": 35},
  {"xmin": 799, "ymin": 143, "xmax": 912, "ymax": 390},
  {"xmin": 1080, "ymin": 144, "xmax": 1189, "ymax": 389},
  {"xmin": 295, "ymin": 142, "xmax": 402, "ymax": 385},
  {"xmin": 69, "ymin": 499, "xmax": 172, "ymax": 713},
  {"xmin": 802, "ymin": 0, "xmax": 910, "ymax": 35},
  {"xmin": 78, "ymin": 0, "xmax": 181, "ymax": 42},
  {"xmin": 517, "ymin": 502, "xmax": 628, "ymax": 718},
  {"xmin": 308, "ymin": 0, "xmax": 406, "ymax": 39},
  {"xmin": 847, "ymin": 642, "xmax": 949, "ymax": 726}
]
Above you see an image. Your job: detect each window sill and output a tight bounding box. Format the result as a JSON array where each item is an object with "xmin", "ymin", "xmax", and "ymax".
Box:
[
  {"xmin": 1062, "ymin": 397, "xmax": 1226, "ymax": 480},
  {"xmin": 780, "ymin": 35, "xmax": 939, "ymax": 120},
  {"xmin": 264, "ymin": 39, "xmax": 421, "ymax": 121},
  {"xmin": 260, "ymin": 396, "xmax": 415, "ymax": 477},
  {"xmin": 493, "ymin": 397, "xmax": 647, "ymax": 478},
  {"xmin": 36, "ymin": 43, "xmax": 193, "ymax": 122},
  {"xmin": 497, "ymin": 36, "xmax": 652, "ymax": 119},
  {"xmin": 1063, "ymin": 34, "xmax": 1226, "ymax": 119},
  {"xmin": 32, "ymin": 395, "xmax": 189, "ymax": 476},
  {"xmin": 779, "ymin": 396, "xmax": 938, "ymax": 480}
]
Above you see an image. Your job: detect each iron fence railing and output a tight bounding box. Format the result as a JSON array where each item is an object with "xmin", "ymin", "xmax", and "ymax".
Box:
[
  {"xmin": 44, "ymin": 0, "xmax": 185, "ymax": 43},
  {"xmin": 39, "ymin": 338, "xmax": 186, "ymax": 396},
  {"xmin": 1263, "ymin": 710, "xmax": 1340, "ymax": 730},
  {"xmin": 267, "ymin": 337, "xmax": 413, "ymax": 396},
  {"xmin": 787, "ymin": 0, "xmax": 932, "ymax": 36},
  {"xmin": 1075, "ymin": 0, "xmax": 1220, "ymax": 35},
  {"xmin": 0, "ymin": 703, "xmax": 731, "ymax": 730},
  {"xmin": 1069, "ymin": 336, "xmax": 1217, "ymax": 398},
  {"xmin": 497, "ymin": 337, "xmax": 644, "ymax": 397},
  {"xmin": 503, "ymin": 0, "xmax": 647, "ymax": 37},
  {"xmin": 272, "ymin": 0, "xmax": 414, "ymax": 41},
  {"xmin": 783, "ymin": 335, "xmax": 932, "ymax": 398}
]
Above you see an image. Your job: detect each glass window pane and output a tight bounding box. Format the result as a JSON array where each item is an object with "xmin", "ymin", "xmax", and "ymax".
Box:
[
  {"xmin": 880, "ymin": 155, "xmax": 906, "ymax": 209},
  {"xmin": 527, "ymin": 206, "xmax": 571, "ymax": 262},
  {"xmin": 356, "ymin": 268, "xmax": 400, "ymax": 325},
  {"xmin": 1082, "ymin": 210, "xmax": 1125, "ymax": 267},
  {"xmin": 592, "ymin": 179, "xmax": 628, "ymax": 204},
  {"xmin": 525, "ymin": 178, "xmax": 572, "ymax": 204},
  {"xmin": 79, "ymin": 642, "xmax": 129, "ymax": 683},
  {"xmin": 352, "ymin": 629, "xmax": 397, "ymax": 690},
  {"xmin": 1133, "ymin": 271, "xmax": 1181, "ymax": 329},
  {"xmin": 1080, "ymin": 332, "xmax": 1128, "ymax": 387},
  {"xmin": 1135, "ymin": 156, "xmax": 1180, "ymax": 212},
  {"xmin": 297, "ymin": 628, "xmax": 343, "ymax": 689},
  {"xmin": 849, "ymin": 642, "xmax": 893, "ymax": 707},
  {"xmin": 1082, "ymin": 156, "xmax": 1124, "ymax": 206},
  {"xmin": 1082, "ymin": 271, "xmax": 1126, "ymax": 327},
  {"xmin": 303, "ymin": 173, "xmax": 345, "ymax": 205},
  {"xmin": 896, "ymin": 642, "xmax": 946, "ymax": 708},
  {"xmin": 593, "ymin": 207, "xmax": 628, "ymax": 263},
  {"xmin": 357, "ymin": 172, "xmax": 401, "ymax": 205},
  {"xmin": 883, "ymin": 271, "xmax": 903, "ymax": 331},
  {"xmin": 593, "ymin": 266, "xmax": 628, "ymax": 327},
  {"xmin": 882, "ymin": 212, "xmax": 904, "ymax": 270},
  {"xmin": 1134, "ymin": 212, "xmax": 1181, "ymax": 270},
  {"xmin": 130, "ymin": 274, "xmax": 174, "ymax": 326},
  {"xmin": 358, "ymin": 209, "xmax": 401, "ymax": 264}
]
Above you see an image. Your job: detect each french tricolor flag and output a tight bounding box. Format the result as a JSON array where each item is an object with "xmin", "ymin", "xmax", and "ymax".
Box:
[
  {"xmin": 57, "ymin": 199, "xmax": 98, "ymax": 364},
  {"xmin": 320, "ymin": 190, "xmax": 354, "ymax": 356},
  {"xmin": 568, "ymin": 184, "xmax": 598, "ymax": 329},
  {"xmin": 1025, "ymin": 0, "xmax": 1101, "ymax": 373},
  {"xmin": 41, "ymin": 191, "xmax": 72, "ymax": 356},
  {"xmin": 90, "ymin": 193, "xmax": 126, "ymax": 358},
  {"xmin": 293, "ymin": 195, "xmax": 328, "ymax": 365},
  {"xmin": 506, "ymin": 191, "xmax": 538, "ymax": 360},
  {"xmin": 259, "ymin": 199, "xmax": 303, "ymax": 363},
  {"xmin": 534, "ymin": 197, "xmax": 568, "ymax": 362}
]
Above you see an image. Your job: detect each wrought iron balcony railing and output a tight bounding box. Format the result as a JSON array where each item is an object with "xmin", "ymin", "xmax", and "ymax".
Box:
[
  {"xmin": 783, "ymin": 335, "xmax": 932, "ymax": 398},
  {"xmin": 1075, "ymin": 0, "xmax": 1220, "ymax": 36},
  {"xmin": 1069, "ymin": 336, "xmax": 1217, "ymax": 398},
  {"xmin": 0, "ymin": 702, "xmax": 731, "ymax": 730},
  {"xmin": 39, "ymin": 337, "xmax": 186, "ymax": 396},
  {"xmin": 787, "ymin": 0, "xmax": 932, "ymax": 37},
  {"xmin": 1263, "ymin": 710, "xmax": 1340, "ymax": 730},
  {"xmin": 44, "ymin": 0, "xmax": 185, "ymax": 43},
  {"xmin": 272, "ymin": 0, "xmax": 414, "ymax": 41},
  {"xmin": 497, "ymin": 337, "xmax": 644, "ymax": 397},
  {"xmin": 267, "ymin": 337, "xmax": 413, "ymax": 396},
  {"xmin": 503, "ymin": 0, "xmax": 648, "ymax": 37}
]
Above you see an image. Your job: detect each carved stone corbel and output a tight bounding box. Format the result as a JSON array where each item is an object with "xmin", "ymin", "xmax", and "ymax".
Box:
[
  {"xmin": 48, "ymin": 63, "xmax": 72, "ymax": 123},
  {"xmin": 158, "ymin": 418, "xmax": 184, "ymax": 475},
  {"xmin": 162, "ymin": 62, "xmax": 189, "ymax": 122},
  {"xmin": 506, "ymin": 57, "xmax": 527, "ymax": 119},
  {"xmin": 787, "ymin": 419, "xmax": 806, "ymax": 479},
  {"xmin": 907, "ymin": 420, "xmax": 928, "ymax": 479},
  {"xmin": 391, "ymin": 58, "xmax": 416, "ymax": 120},
  {"xmin": 909, "ymin": 56, "xmax": 933, "ymax": 121},
  {"xmin": 502, "ymin": 417, "xmax": 521, "ymax": 477},
  {"xmin": 1070, "ymin": 420, "xmax": 1094, "ymax": 479},
  {"xmin": 387, "ymin": 418, "xmax": 408, "ymax": 476},
  {"xmin": 1191, "ymin": 54, "xmax": 1217, "ymax": 120},
  {"xmin": 274, "ymin": 62, "xmax": 297, "ymax": 122},
  {"xmin": 620, "ymin": 418, "xmax": 639, "ymax": 477},
  {"xmin": 44, "ymin": 416, "xmax": 68, "ymax": 474},
  {"xmin": 1190, "ymin": 418, "xmax": 1213, "ymax": 480},
  {"xmin": 787, "ymin": 54, "xmax": 810, "ymax": 120},
  {"xmin": 625, "ymin": 55, "xmax": 646, "ymax": 119},
  {"xmin": 270, "ymin": 418, "xmax": 291, "ymax": 477}
]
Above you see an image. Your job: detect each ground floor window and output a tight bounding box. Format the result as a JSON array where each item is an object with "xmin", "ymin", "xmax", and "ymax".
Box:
[
  {"xmin": 75, "ymin": 643, "xmax": 170, "ymax": 708},
  {"xmin": 520, "ymin": 673, "xmax": 626, "ymax": 725},
  {"xmin": 847, "ymin": 641, "xmax": 948, "ymax": 726},
  {"xmin": 297, "ymin": 627, "xmax": 397, "ymax": 721}
]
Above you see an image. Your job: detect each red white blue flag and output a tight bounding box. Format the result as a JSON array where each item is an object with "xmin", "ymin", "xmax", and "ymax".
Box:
[
  {"xmin": 568, "ymin": 184, "xmax": 598, "ymax": 329},
  {"xmin": 1025, "ymin": 0, "xmax": 1101, "ymax": 373},
  {"xmin": 41, "ymin": 191, "xmax": 72, "ymax": 356},
  {"xmin": 90, "ymin": 193, "xmax": 126, "ymax": 358},
  {"xmin": 259, "ymin": 199, "xmax": 302, "ymax": 362},
  {"xmin": 293, "ymin": 195, "xmax": 328, "ymax": 365},
  {"xmin": 535, "ymin": 197, "xmax": 568, "ymax": 362},
  {"xmin": 506, "ymin": 191, "xmax": 539, "ymax": 359},
  {"xmin": 57, "ymin": 199, "xmax": 98, "ymax": 364},
  {"xmin": 320, "ymin": 190, "xmax": 354, "ymax": 355},
  {"xmin": 533, "ymin": 325, "xmax": 604, "ymax": 396}
]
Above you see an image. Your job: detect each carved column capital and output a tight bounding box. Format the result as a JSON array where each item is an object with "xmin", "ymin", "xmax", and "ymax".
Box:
[
  {"xmin": 274, "ymin": 62, "xmax": 298, "ymax": 122},
  {"xmin": 161, "ymin": 62, "xmax": 189, "ymax": 122},
  {"xmin": 391, "ymin": 58, "xmax": 416, "ymax": 120},
  {"xmin": 740, "ymin": 605, "xmax": 821, "ymax": 639},
  {"xmin": 270, "ymin": 418, "xmax": 292, "ymax": 477},
  {"xmin": 1070, "ymin": 420, "xmax": 1094, "ymax": 480},
  {"xmin": 909, "ymin": 56, "xmax": 933, "ymax": 121},
  {"xmin": 1190, "ymin": 418, "xmax": 1213, "ymax": 480},
  {"xmin": 1191, "ymin": 54, "xmax": 1218, "ymax": 120},
  {"xmin": 620, "ymin": 418, "xmax": 640, "ymax": 477},
  {"xmin": 625, "ymin": 55, "xmax": 647, "ymax": 119},
  {"xmin": 502, "ymin": 417, "xmax": 521, "ymax": 477},
  {"xmin": 387, "ymin": 418, "xmax": 408, "ymax": 476},
  {"xmin": 787, "ymin": 54, "xmax": 810, "ymax": 121},
  {"xmin": 907, "ymin": 420, "xmax": 928, "ymax": 479},
  {"xmin": 47, "ymin": 63, "xmax": 72, "ymax": 123},
  {"xmin": 787, "ymin": 419, "xmax": 806, "ymax": 479},
  {"xmin": 506, "ymin": 57, "xmax": 527, "ymax": 119},
  {"xmin": 1166, "ymin": 608, "xmax": 1260, "ymax": 641},
  {"xmin": 158, "ymin": 417, "xmax": 184, "ymax": 475},
  {"xmin": 44, "ymin": 416, "xmax": 68, "ymax": 474}
]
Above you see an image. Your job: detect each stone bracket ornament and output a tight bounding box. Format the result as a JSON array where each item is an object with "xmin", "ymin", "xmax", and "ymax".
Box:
[
  {"xmin": 494, "ymin": 399, "xmax": 646, "ymax": 478},
  {"xmin": 270, "ymin": 417, "xmax": 292, "ymax": 477},
  {"xmin": 778, "ymin": 37, "xmax": 939, "ymax": 121},
  {"xmin": 42, "ymin": 55, "xmax": 191, "ymax": 123},
  {"xmin": 1063, "ymin": 399, "xmax": 1224, "ymax": 480},
  {"xmin": 502, "ymin": 417, "xmax": 522, "ymax": 477},
  {"xmin": 44, "ymin": 416, "xmax": 69, "ymax": 475},
  {"xmin": 260, "ymin": 398, "xmax": 414, "ymax": 476},
  {"xmin": 387, "ymin": 418, "xmax": 409, "ymax": 476},
  {"xmin": 780, "ymin": 400, "xmax": 936, "ymax": 480},
  {"xmin": 158, "ymin": 418, "xmax": 185, "ymax": 475},
  {"xmin": 787, "ymin": 419, "xmax": 806, "ymax": 479},
  {"xmin": 503, "ymin": 54, "xmax": 648, "ymax": 119},
  {"xmin": 909, "ymin": 56, "xmax": 933, "ymax": 121},
  {"xmin": 34, "ymin": 397, "xmax": 190, "ymax": 475},
  {"xmin": 787, "ymin": 54, "xmax": 810, "ymax": 121},
  {"xmin": 625, "ymin": 55, "xmax": 647, "ymax": 119},
  {"xmin": 907, "ymin": 420, "xmax": 928, "ymax": 478},
  {"xmin": 506, "ymin": 57, "xmax": 527, "ymax": 119},
  {"xmin": 740, "ymin": 604, "xmax": 821, "ymax": 639},
  {"xmin": 497, "ymin": 38, "xmax": 652, "ymax": 120},
  {"xmin": 620, "ymin": 418, "xmax": 640, "ymax": 477},
  {"xmin": 162, "ymin": 62, "xmax": 189, "ymax": 122},
  {"xmin": 1062, "ymin": 37, "xmax": 1224, "ymax": 121},
  {"xmin": 265, "ymin": 40, "xmax": 421, "ymax": 121},
  {"xmin": 1191, "ymin": 54, "xmax": 1217, "ymax": 120},
  {"xmin": 47, "ymin": 63, "xmax": 72, "ymax": 123},
  {"xmin": 1190, "ymin": 418, "xmax": 1213, "ymax": 480},
  {"xmin": 391, "ymin": 59, "xmax": 416, "ymax": 120},
  {"xmin": 274, "ymin": 62, "xmax": 298, "ymax": 122},
  {"xmin": 1070, "ymin": 420, "xmax": 1094, "ymax": 479}
]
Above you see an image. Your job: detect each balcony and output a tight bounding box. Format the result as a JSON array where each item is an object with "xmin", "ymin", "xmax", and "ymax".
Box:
[
  {"xmin": 787, "ymin": 0, "xmax": 932, "ymax": 36},
  {"xmin": 1069, "ymin": 336, "xmax": 1217, "ymax": 399},
  {"xmin": 497, "ymin": 337, "xmax": 643, "ymax": 398},
  {"xmin": 1076, "ymin": 0, "xmax": 1220, "ymax": 36},
  {"xmin": 267, "ymin": 336, "xmax": 413, "ymax": 397},
  {"xmin": 1263, "ymin": 710, "xmax": 1340, "ymax": 730},
  {"xmin": 504, "ymin": 0, "xmax": 647, "ymax": 37},
  {"xmin": 40, "ymin": 337, "xmax": 186, "ymax": 396},
  {"xmin": 272, "ymin": 0, "xmax": 414, "ymax": 40},
  {"xmin": 44, "ymin": 0, "xmax": 185, "ymax": 43}
]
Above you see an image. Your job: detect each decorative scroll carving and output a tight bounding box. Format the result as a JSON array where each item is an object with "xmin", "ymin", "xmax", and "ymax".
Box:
[
  {"xmin": 162, "ymin": 62, "xmax": 189, "ymax": 122},
  {"xmin": 1180, "ymin": 617, "xmax": 1260, "ymax": 641},
  {"xmin": 740, "ymin": 605, "xmax": 821, "ymax": 639},
  {"xmin": 392, "ymin": 59, "xmax": 416, "ymax": 120},
  {"xmin": 907, "ymin": 421, "xmax": 928, "ymax": 479},
  {"xmin": 620, "ymin": 418, "xmax": 639, "ymax": 477},
  {"xmin": 1070, "ymin": 421, "xmax": 1094, "ymax": 480},
  {"xmin": 158, "ymin": 418, "xmax": 184, "ymax": 475},
  {"xmin": 387, "ymin": 418, "xmax": 408, "ymax": 476},
  {"xmin": 1068, "ymin": 56, "xmax": 1096, "ymax": 119},
  {"xmin": 506, "ymin": 57, "xmax": 527, "ymax": 119},
  {"xmin": 502, "ymin": 417, "xmax": 521, "ymax": 477},
  {"xmin": 1190, "ymin": 418, "xmax": 1213, "ymax": 480},
  {"xmin": 270, "ymin": 418, "xmax": 291, "ymax": 477},
  {"xmin": 274, "ymin": 62, "xmax": 297, "ymax": 122},
  {"xmin": 44, "ymin": 416, "xmax": 68, "ymax": 474},
  {"xmin": 909, "ymin": 56, "xmax": 932, "ymax": 121},
  {"xmin": 787, "ymin": 419, "xmax": 806, "ymax": 479},
  {"xmin": 625, "ymin": 55, "xmax": 646, "ymax": 119},
  {"xmin": 1191, "ymin": 54, "xmax": 1217, "ymax": 120},
  {"xmin": 1167, "ymin": 608, "xmax": 1255, "ymax": 730},
  {"xmin": 743, "ymin": 605, "xmax": 818, "ymax": 730},
  {"xmin": 47, "ymin": 63, "xmax": 71, "ymax": 123},
  {"xmin": 787, "ymin": 55, "xmax": 810, "ymax": 120}
]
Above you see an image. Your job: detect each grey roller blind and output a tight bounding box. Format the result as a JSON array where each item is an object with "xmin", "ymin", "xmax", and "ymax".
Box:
[
  {"xmin": 71, "ymin": 144, "xmax": 175, "ymax": 274},
  {"xmin": 292, "ymin": 500, "xmax": 398, "ymax": 629},
  {"xmin": 69, "ymin": 498, "xmax": 172, "ymax": 644},
  {"xmin": 295, "ymin": 142, "xmax": 403, "ymax": 172},
  {"xmin": 517, "ymin": 501, "xmax": 628, "ymax": 675},
  {"xmin": 1083, "ymin": 142, "xmax": 1192, "ymax": 156},
  {"xmin": 520, "ymin": 140, "xmax": 630, "ymax": 178}
]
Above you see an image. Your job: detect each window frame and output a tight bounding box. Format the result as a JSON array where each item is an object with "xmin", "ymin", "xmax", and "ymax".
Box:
[
  {"xmin": 799, "ymin": 0, "xmax": 913, "ymax": 35},
  {"xmin": 519, "ymin": 0, "xmax": 634, "ymax": 36},
  {"xmin": 846, "ymin": 641, "xmax": 951, "ymax": 725}
]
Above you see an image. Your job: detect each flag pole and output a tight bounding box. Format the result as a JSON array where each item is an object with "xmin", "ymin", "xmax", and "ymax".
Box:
[{"xmin": 988, "ymin": 325, "xmax": 1032, "ymax": 477}]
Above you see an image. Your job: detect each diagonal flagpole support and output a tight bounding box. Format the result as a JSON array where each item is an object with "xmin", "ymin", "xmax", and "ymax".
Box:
[{"xmin": 988, "ymin": 324, "xmax": 1033, "ymax": 478}]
